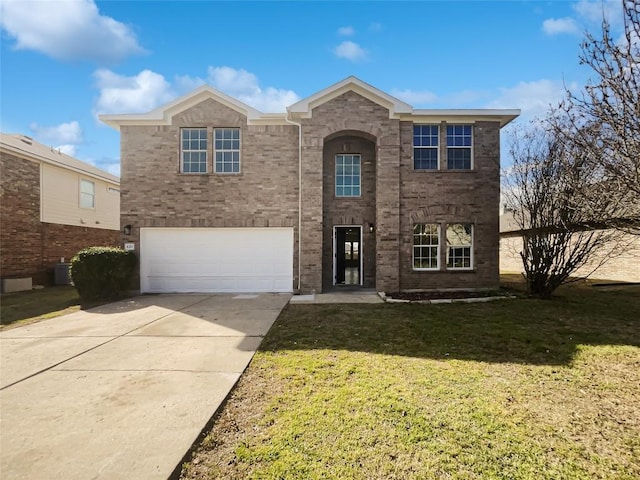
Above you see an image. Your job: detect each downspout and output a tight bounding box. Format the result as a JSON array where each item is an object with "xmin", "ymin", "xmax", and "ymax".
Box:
[{"xmin": 284, "ymin": 110, "xmax": 302, "ymax": 292}]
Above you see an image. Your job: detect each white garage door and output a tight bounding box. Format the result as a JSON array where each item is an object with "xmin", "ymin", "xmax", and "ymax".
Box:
[{"xmin": 140, "ymin": 228, "xmax": 293, "ymax": 293}]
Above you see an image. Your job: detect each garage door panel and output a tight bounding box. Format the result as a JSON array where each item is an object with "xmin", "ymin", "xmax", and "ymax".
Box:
[{"xmin": 140, "ymin": 228, "xmax": 293, "ymax": 293}]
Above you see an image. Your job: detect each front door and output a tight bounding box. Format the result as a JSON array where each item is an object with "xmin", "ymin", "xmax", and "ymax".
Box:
[{"xmin": 334, "ymin": 226, "xmax": 362, "ymax": 285}]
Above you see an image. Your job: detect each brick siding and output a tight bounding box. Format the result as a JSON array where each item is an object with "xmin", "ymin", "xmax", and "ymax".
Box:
[
  {"xmin": 119, "ymin": 92, "xmax": 503, "ymax": 293},
  {"xmin": 322, "ymin": 135, "xmax": 377, "ymax": 289},
  {"xmin": 399, "ymin": 121, "xmax": 501, "ymax": 291},
  {"xmin": 1, "ymin": 153, "xmax": 42, "ymax": 280},
  {"xmin": 120, "ymin": 98, "xmax": 300, "ymax": 290}
]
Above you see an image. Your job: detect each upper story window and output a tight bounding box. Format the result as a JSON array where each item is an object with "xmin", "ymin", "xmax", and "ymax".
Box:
[
  {"xmin": 214, "ymin": 128, "xmax": 240, "ymax": 173},
  {"xmin": 446, "ymin": 223, "xmax": 473, "ymax": 269},
  {"xmin": 413, "ymin": 223, "xmax": 440, "ymax": 270},
  {"xmin": 335, "ymin": 154, "xmax": 361, "ymax": 197},
  {"xmin": 181, "ymin": 128, "xmax": 208, "ymax": 173},
  {"xmin": 80, "ymin": 179, "xmax": 95, "ymax": 209},
  {"xmin": 446, "ymin": 125, "xmax": 473, "ymax": 170},
  {"xmin": 413, "ymin": 125, "xmax": 439, "ymax": 170}
]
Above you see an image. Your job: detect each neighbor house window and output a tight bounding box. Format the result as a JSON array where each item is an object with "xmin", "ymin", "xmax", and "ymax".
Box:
[
  {"xmin": 446, "ymin": 223, "xmax": 473, "ymax": 269},
  {"xmin": 413, "ymin": 125, "xmax": 439, "ymax": 170},
  {"xmin": 80, "ymin": 179, "xmax": 95, "ymax": 209},
  {"xmin": 181, "ymin": 128, "xmax": 208, "ymax": 173},
  {"xmin": 214, "ymin": 128, "xmax": 240, "ymax": 173},
  {"xmin": 446, "ymin": 125, "xmax": 472, "ymax": 169},
  {"xmin": 413, "ymin": 223, "xmax": 440, "ymax": 270},
  {"xmin": 335, "ymin": 154, "xmax": 361, "ymax": 197}
]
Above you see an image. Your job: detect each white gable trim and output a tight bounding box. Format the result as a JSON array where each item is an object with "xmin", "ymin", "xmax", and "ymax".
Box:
[
  {"xmin": 99, "ymin": 85, "xmax": 263, "ymax": 130},
  {"xmin": 287, "ymin": 76, "xmax": 413, "ymax": 119},
  {"xmin": 99, "ymin": 77, "xmax": 521, "ymax": 130}
]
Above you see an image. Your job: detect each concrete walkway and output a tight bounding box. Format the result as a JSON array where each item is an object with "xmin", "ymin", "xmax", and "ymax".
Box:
[
  {"xmin": 290, "ymin": 289, "xmax": 383, "ymax": 304},
  {"xmin": 0, "ymin": 293, "xmax": 290, "ymax": 480}
]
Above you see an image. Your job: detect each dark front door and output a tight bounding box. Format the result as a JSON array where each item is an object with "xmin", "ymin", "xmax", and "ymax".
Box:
[{"xmin": 335, "ymin": 227, "xmax": 361, "ymax": 285}]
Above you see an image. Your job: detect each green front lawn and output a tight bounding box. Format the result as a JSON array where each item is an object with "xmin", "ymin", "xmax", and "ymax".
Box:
[
  {"xmin": 0, "ymin": 286, "xmax": 80, "ymax": 327},
  {"xmin": 181, "ymin": 281, "xmax": 640, "ymax": 479}
]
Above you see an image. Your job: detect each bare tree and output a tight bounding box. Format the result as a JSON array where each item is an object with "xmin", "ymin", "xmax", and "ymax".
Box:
[
  {"xmin": 550, "ymin": 0, "xmax": 640, "ymax": 232},
  {"xmin": 502, "ymin": 125, "xmax": 625, "ymax": 298}
]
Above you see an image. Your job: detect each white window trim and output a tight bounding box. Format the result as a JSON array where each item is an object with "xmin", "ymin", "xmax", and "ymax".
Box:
[
  {"xmin": 446, "ymin": 223, "xmax": 474, "ymax": 270},
  {"xmin": 446, "ymin": 124, "xmax": 474, "ymax": 170},
  {"xmin": 180, "ymin": 127, "xmax": 208, "ymax": 174},
  {"xmin": 335, "ymin": 154, "xmax": 362, "ymax": 198},
  {"xmin": 79, "ymin": 179, "xmax": 95, "ymax": 210},
  {"xmin": 214, "ymin": 127, "xmax": 241, "ymax": 174},
  {"xmin": 413, "ymin": 124, "xmax": 440, "ymax": 171},
  {"xmin": 412, "ymin": 223, "xmax": 440, "ymax": 271}
]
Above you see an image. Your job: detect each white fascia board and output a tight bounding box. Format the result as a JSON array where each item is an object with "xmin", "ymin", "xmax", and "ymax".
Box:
[
  {"xmin": 99, "ymin": 85, "xmax": 264, "ymax": 130},
  {"xmin": 288, "ymin": 76, "xmax": 413, "ymax": 119},
  {"xmin": 408, "ymin": 109, "xmax": 521, "ymax": 128},
  {"xmin": 247, "ymin": 113, "xmax": 290, "ymax": 126}
]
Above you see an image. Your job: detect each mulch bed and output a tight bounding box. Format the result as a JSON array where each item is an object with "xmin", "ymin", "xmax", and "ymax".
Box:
[{"xmin": 386, "ymin": 290, "xmax": 506, "ymax": 301}]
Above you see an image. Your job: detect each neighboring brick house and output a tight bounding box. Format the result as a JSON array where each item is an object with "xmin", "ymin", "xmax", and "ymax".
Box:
[
  {"xmin": 0, "ymin": 133, "xmax": 120, "ymax": 290},
  {"xmin": 500, "ymin": 211, "xmax": 640, "ymax": 283},
  {"xmin": 101, "ymin": 76, "xmax": 519, "ymax": 294}
]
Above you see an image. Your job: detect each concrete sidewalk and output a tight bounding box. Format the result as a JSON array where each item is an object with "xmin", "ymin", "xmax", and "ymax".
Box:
[{"xmin": 0, "ymin": 293, "xmax": 290, "ymax": 480}]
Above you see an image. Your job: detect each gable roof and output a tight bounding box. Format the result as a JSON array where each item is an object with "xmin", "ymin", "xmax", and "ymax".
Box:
[
  {"xmin": 287, "ymin": 76, "xmax": 413, "ymax": 119},
  {"xmin": 99, "ymin": 76, "xmax": 520, "ymax": 129},
  {"xmin": 100, "ymin": 85, "xmax": 263, "ymax": 130},
  {"xmin": 0, "ymin": 133, "xmax": 120, "ymax": 184}
]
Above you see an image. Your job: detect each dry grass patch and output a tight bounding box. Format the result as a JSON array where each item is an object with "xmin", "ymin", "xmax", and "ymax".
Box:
[
  {"xmin": 180, "ymin": 281, "xmax": 640, "ymax": 480},
  {"xmin": 0, "ymin": 286, "xmax": 81, "ymax": 328}
]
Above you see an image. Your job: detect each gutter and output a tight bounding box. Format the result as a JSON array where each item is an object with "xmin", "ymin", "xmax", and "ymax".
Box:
[{"xmin": 284, "ymin": 110, "xmax": 303, "ymax": 292}]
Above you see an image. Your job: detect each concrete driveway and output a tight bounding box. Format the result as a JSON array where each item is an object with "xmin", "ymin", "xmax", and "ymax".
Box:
[{"xmin": 0, "ymin": 293, "xmax": 290, "ymax": 480}]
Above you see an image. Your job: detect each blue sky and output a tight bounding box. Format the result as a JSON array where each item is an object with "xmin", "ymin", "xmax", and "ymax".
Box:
[{"xmin": 0, "ymin": 0, "xmax": 626, "ymax": 176}]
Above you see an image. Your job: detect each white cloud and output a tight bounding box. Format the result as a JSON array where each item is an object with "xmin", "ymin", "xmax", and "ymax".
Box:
[
  {"xmin": 334, "ymin": 41, "xmax": 367, "ymax": 61},
  {"xmin": 390, "ymin": 89, "xmax": 438, "ymax": 105},
  {"xmin": 96, "ymin": 158, "xmax": 121, "ymax": 177},
  {"xmin": 29, "ymin": 121, "xmax": 83, "ymax": 144},
  {"xmin": 542, "ymin": 17, "xmax": 580, "ymax": 35},
  {"xmin": 93, "ymin": 69, "xmax": 174, "ymax": 114},
  {"xmin": 485, "ymin": 79, "xmax": 574, "ymax": 120},
  {"xmin": 573, "ymin": 0, "xmax": 623, "ymax": 26},
  {"xmin": 207, "ymin": 66, "xmax": 260, "ymax": 98},
  {"xmin": 337, "ymin": 26, "xmax": 355, "ymax": 36},
  {"xmin": 94, "ymin": 66, "xmax": 299, "ymax": 115},
  {"xmin": 55, "ymin": 144, "xmax": 77, "ymax": 156},
  {"xmin": 0, "ymin": 0, "xmax": 145, "ymax": 63},
  {"xmin": 206, "ymin": 66, "xmax": 299, "ymax": 112}
]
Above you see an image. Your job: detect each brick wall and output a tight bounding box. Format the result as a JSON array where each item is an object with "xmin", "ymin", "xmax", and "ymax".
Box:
[
  {"xmin": 120, "ymin": 98, "xmax": 300, "ymax": 290},
  {"xmin": 1, "ymin": 152, "xmax": 120, "ymax": 284},
  {"xmin": 301, "ymin": 91, "xmax": 400, "ymax": 293},
  {"xmin": 398, "ymin": 121, "xmax": 501, "ymax": 291},
  {"xmin": 1, "ymin": 153, "xmax": 42, "ymax": 280},
  {"xmin": 118, "ymin": 92, "xmax": 503, "ymax": 294},
  {"xmin": 322, "ymin": 135, "xmax": 377, "ymax": 289}
]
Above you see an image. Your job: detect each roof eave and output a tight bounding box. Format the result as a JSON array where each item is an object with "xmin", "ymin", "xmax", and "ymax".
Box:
[{"xmin": 409, "ymin": 109, "xmax": 521, "ymax": 128}]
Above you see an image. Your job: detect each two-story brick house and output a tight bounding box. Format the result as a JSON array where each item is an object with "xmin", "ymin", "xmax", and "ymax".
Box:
[{"xmin": 101, "ymin": 76, "xmax": 519, "ymax": 294}]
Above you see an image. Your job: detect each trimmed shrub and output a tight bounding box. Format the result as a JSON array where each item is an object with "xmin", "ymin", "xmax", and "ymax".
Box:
[{"xmin": 70, "ymin": 247, "xmax": 137, "ymax": 303}]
